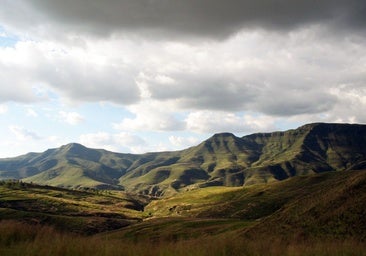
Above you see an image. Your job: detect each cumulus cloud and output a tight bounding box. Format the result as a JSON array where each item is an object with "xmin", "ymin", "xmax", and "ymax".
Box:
[
  {"xmin": 0, "ymin": 40, "xmax": 140, "ymax": 105},
  {"xmin": 169, "ymin": 136, "xmax": 201, "ymax": 149},
  {"xmin": 9, "ymin": 125, "xmax": 42, "ymax": 141},
  {"xmin": 0, "ymin": 24, "xmax": 365, "ymax": 125},
  {"xmin": 26, "ymin": 108, "xmax": 38, "ymax": 117},
  {"xmin": 113, "ymin": 100, "xmax": 185, "ymax": 132},
  {"xmin": 79, "ymin": 131, "xmax": 146, "ymax": 153},
  {"xmin": 135, "ymin": 29, "xmax": 365, "ymax": 118},
  {"xmin": 325, "ymin": 86, "xmax": 366, "ymax": 123},
  {"xmin": 185, "ymin": 111, "xmax": 276, "ymax": 134},
  {"xmin": 0, "ymin": 104, "xmax": 8, "ymax": 114},
  {"xmin": 59, "ymin": 111, "xmax": 84, "ymax": 125}
]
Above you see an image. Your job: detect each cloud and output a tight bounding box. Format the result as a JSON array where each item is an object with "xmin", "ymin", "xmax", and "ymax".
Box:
[
  {"xmin": 79, "ymin": 131, "xmax": 146, "ymax": 153},
  {"xmin": 59, "ymin": 111, "xmax": 84, "ymax": 125},
  {"xmin": 169, "ymin": 136, "xmax": 201, "ymax": 149},
  {"xmin": 26, "ymin": 108, "xmax": 38, "ymax": 117},
  {"xmin": 325, "ymin": 86, "xmax": 366, "ymax": 123},
  {"xmin": 9, "ymin": 125, "xmax": 42, "ymax": 140},
  {"xmin": 0, "ymin": 24, "xmax": 365, "ymax": 123},
  {"xmin": 185, "ymin": 111, "xmax": 276, "ymax": 134},
  {"xmin": 0, "ymin": 104, "xmax": 8, "ymax": 114},
  {"xmin": 1, "ymin": 1, "xmax": 365, "ymax": 39},
  {"xmin": 113, "ymin": 100, "xmax": 185, "ymax": 132},
  {"xmin": 0, "ymin": 40, "xmax": 140, "ymax": 105},
  {"xmin": 136, "ymin": 29, "xmax": 362, "ymax": 118},
  {"xmin": 0, "ymin": 0, "xmax": 366, "ymax": 139}
]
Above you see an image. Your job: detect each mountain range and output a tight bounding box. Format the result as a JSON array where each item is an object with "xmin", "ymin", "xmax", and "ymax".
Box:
[{"xmin": 1, "ymin": 122, "xmax": 366, "ymax": 196}]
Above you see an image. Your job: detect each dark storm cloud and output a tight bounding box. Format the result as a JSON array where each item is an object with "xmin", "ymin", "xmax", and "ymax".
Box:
[{"xmin": 2, "ymin": 0, "xmax": 366, "ymax": 38}]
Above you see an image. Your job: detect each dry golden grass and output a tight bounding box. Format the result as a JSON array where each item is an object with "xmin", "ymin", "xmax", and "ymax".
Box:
[{"xmin": 0, "ymin": 220, "xmax": 364, "ymax": 256}]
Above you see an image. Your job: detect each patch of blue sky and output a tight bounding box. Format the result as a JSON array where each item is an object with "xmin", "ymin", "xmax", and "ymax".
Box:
[
  {"xmin": 0, "ymin": 26, "xmax": 19, "ymax": 47},
  {"xmin": 273, "ymin": 119, "xmax": 306, "ymax": 132}
]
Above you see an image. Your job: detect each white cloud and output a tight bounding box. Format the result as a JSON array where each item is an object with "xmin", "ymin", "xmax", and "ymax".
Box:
[
  {"xmin": 59, "ymin": 111, "xmax": 84, "ymax": 125},
  {"xmin": 326, "ymin": 86, "xmax": 366, "ymax": 123},
  {"xmin": 185, "ymin": 111, "xmax": 276, "ymax": 134},
  {"xmin": 0, "ymin": 39, "xmax": 140, "ymax": 105},
  {"xmin": 0, "ymin": 26, "xmax": 365, "ymax": 124},
  {"xmin": 115, "ymin": 28, "xmax": 364, "ymax": 125},
  {"xmin": 0, "ymin": 104, "xmax": 8, "ymax": 114},
  {"xmin": 26, "ymin": 108, "xmax": 38, "ymax": 117},
  {"xmin": 169, "ymin": 136, "xmax": 201, "ymax": 149},
  {"xmin": 79, "ymin": 131, "xmax": 146, "ymax": 153},
  {"xmin": 113, "ymin": 100, "xmax": 185, "ymax": 132},
  {"xmin": 9, "ymin": 125, "xmax": 42, "ymax": 141}
]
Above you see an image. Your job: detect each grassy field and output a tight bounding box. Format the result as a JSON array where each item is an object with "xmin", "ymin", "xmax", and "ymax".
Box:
[{"xmin": 1, "ymin": 170, "xmax": 366, "ymax": 255}]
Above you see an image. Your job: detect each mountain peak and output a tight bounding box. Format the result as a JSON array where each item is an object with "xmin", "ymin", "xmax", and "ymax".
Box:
[
  {"xmin": 206, "ymin": 133, "xmax": 239, "ymax": 145},
  {"xmin": 60, "ymin": 143, "xmax": 86, "ymax": 151},
  {"xmin": 211, "ymin": 132, "xmax": 236, "ymax": 138},
  {"xmin": 58, "ymin": 143, "xmax": 95, "ymax": 158}
]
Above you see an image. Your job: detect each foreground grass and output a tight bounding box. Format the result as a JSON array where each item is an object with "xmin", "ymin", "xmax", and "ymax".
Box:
[{"xmin": 0, "ymin": 220, "xmax": 364, "ymax": 256}]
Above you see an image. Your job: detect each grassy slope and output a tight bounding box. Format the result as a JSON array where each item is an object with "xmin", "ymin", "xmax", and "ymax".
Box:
[
  {"xmin": 145, "ymin": 170, "xmax": 366, "ymax": 240},
  {"xmin": 244, "ymin": 170, "xmax": 366, "ymax": 240},
  {"xmin": 17, "ymin": 143, "xmax": 138, "ymax": 189},
  {"xmin": 1, "ymin": 171, "xmax": 365, "ymax": 255},
  {"xmin": 4, "ymin": 170, "xmax": 365, "ymax": 239},
  {"xmin": 0, "ymin": 181, "xmax": 144, "ymax": 234},
  {"xmin": 119, "ymin": 132, "xmax": 277, "ymax": 195}
]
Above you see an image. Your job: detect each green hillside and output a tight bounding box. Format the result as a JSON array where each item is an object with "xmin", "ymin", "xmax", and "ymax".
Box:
[
  {"xmin": 145, "ymin": 170, "xmax": 366, "ymax": 240},
  {"xmin": 1, "ymin": 123, "xmax": 366, "ymax": 196},
  {"xmin": 120, "ymin": 123, "xmax": 366, "ymax": 195},
  {"xmin": 0, "ymin": 143, "xmax": 137, "ymax": 189},
  {"xmin": 0, "ymin": 180, "xmax": 144, "ymax": 234},
  {"xmin": 1, "ymin": 170, "xmax": 365, "ymax": 255}
]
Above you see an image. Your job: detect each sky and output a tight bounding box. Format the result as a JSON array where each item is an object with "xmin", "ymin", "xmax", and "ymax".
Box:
[{"xmin": 0, "ymin": 0, "xmax": 366, "ymax": 157}]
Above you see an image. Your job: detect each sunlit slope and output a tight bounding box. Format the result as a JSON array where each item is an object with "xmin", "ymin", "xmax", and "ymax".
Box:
[
  {"xmin": 0, "ymin": 181, "xmax": 144, "ymax": 234},
  {"xmin": 119, "ymin": 133, "xmax": 260, "ymax": 196},
  {"xmin": 1, "ymin": 143, "xmax": 138, "ymax": 189},
  {"xmin": 244, "ymin": 170, "xmax": 366, "ymax": 240},
  {"xmin": 145, "ymin": 170, "xmax": 366, "ymax": 239}
]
